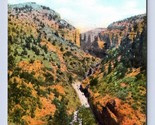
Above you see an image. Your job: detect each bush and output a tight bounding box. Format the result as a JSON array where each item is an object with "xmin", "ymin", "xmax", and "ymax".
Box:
[
  {"xmin": 45, "ymin": 73, "xmax": 54, "ymax": 85},
  {"xmin": 42, "ymin": 45, "xmax": 48, "ymax": 53},
  {"xmin": 90, "ymin": 78, "xmax": 98, "ymax": 86},
  {"xmin": 69, "ymin": 75, "xmax": 73, "ymax": 83},
  {"xmin": 21, "ymin": 49, "xmax": 27, "ymax": 55},
  {"xmin": 115, "ymin": 63, "xmax": 127, "ymax": 78},
  {"xmin": 20, "ymin": 71, "xmax": 37, "ymax": 84},
  {"xmin": 107, "ymin": 63, "xmax": 112, "ymax": 74},
  {"xmin": 8, "ymin": 54, "xmax": 16, "ymax": 69},
  {"xmin": 60, "ymin": 47, "xmax": 64, "ymax": 52},
  {"xmin": 52, "ymin": 40, "xmax": 56, "ymax": 46},
  {"xmin": 116, "ymin": 89, "xmax": 128, "ymax": 100}
]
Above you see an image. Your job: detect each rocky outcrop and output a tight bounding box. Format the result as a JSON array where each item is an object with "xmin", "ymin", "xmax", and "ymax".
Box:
[
  {"xmin": 80, "ymin": 14, "xmax": 146, "ymax": 59},
  {"xmin": 81, "ymin": 28, "xmax": 106, "ymax": 45},
  {"xmin": 80, "ymin": 14, "xmax": 146, "ymax": 125},
  {"xmin": 80, "ymin": 28, "xmax": 106, "ymax": 56},
  {"xmin": 90, "ymin": 96, "xmax": 146, "ymax": 125}
]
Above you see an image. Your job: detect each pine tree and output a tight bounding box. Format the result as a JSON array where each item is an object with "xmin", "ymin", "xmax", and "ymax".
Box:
[
  {"xmin": 52, "ymin": 98, "xmax": 70, "ymax": 125},
  {"xmin": 108, "ymin": 63, "xmax": 112, "ymax": 74}
]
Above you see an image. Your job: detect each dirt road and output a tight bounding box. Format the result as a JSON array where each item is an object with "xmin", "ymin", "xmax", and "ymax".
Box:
[{"xmin": 72, "ymin": 82, "xmax": 90, "ymax": 108}]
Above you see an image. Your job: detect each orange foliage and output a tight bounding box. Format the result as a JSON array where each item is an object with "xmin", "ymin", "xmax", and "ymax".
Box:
[
  {"xmin": 18, "ymin": 60, "xmax": 44, "ymax": 73},
  {"xmin": 35, "ymin": 97, "xmax": 56, "ymax": 118},
  {"xmin": 127, "ymin": 68, "xmax": 140, "ymax": 77},
  {"xmin": 92, "ymin": 95, "xmax": 146, "ymax": 125},
  {"xmin": 120, "ymin": 83, "xmax": 128, "ymax": 88},
  {"xmin": 22, "ymin": 116, "xmax": 46, "ymax": 125},
  {"xmin": 97, "ymin": 37, "xmax": 105, "ymax": 49},
  {"xmin": 52, "ymin": 85, "xmax": 65, "ymax": 95}
]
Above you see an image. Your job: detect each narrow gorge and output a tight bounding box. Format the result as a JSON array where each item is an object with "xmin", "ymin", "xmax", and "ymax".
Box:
[{"xmin": 8, "ymin": 2, "xmax": 146, "ymax": 125}]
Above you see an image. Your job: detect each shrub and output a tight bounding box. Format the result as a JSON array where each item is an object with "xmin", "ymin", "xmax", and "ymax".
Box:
[
  {"xmin": 8, "ymin": 54, "xmax": 16, "ymax": 69},
  {"xmin": 69, "ymin": 75, "xmax": 73, "ymax": 83},
  {"xmin": 115, "ymin": 63, "xmax": 127, "ymax": 78},
  {"xmin": 21, "ymin": 49, "xmax": 27, "ymax": 55},
  {"xmin": 52, "ymin": 40, "xmax": 56, "ymax": 46},
  {"xmin": 116, "ymin": 89, "xmax": 128, "ymax": 100},
  {"xmin": 107, "ymin": 63, "xmax": 112, "ymax": 74},
  {"xmin": 45, "ymin": 73, "xmax": 54, "ymax": 84},
  {"xmin": 42, "ymin": 45, "xmax": 48, "ymax": 53},
  {"xmin": 90, "ymin": 78, "xmax": 98, "ymax": 86},
  {"xmin": 60, "ymin": 47, "xmax": 64, "ymax": 52}
]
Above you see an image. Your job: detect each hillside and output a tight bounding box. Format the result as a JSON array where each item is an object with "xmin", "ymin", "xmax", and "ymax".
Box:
[
  {"xmin": 81, "ymin": 14, "xmax": 146, "ymax": 59},
  {"xmin": 8, "ymin": 2, "xmax": 146, "ymax": 125},
  {"xmin": 81, "ymin": 14, "xmax": 147, "ymax": 125},
  {"xmin": 8, "ymin": 2, "xmax": 100, "ymax": 124}
]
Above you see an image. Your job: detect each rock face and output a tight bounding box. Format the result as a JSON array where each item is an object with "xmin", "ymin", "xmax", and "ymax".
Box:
[
  {"xmin": 80, "ymin": 28, "xmax": 106, "ymax": 58},
  {"xmin": 81, "ymin": 14, "xmax": 146, "ymax": 124},
  {"xmin": 91, "ymin": 96, "xmax": 145, "ymax": 125},
  {"xmin": 80, "ymin": 14, "xmax": 146, "ymax": 60},
  {"xmin": 80, "ymin": 28, "xmax": 106, "ymax": 47}
]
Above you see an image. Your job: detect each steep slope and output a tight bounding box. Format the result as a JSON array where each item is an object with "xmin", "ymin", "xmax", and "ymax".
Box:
[
  {"xmin": 81, "ymin": 14, "xmax": 147, "ymax": 125},
  {"xmin": 8, "ymin": 2, "xmax": 99, "ymax": 124},
  {"xmin": 80, "ymin": 28, "xmax": 106, "ymax": 49},
  {"xmin": 8, "ymin": 2, "xmax": 146, "ymax": 125},
  {"xmin": 9, "ymin": 2, "xmax": 80, "ymax": 47},
  {"xmin": 81, "ymin": 14, "xmax": 146, "ymax": 59}
]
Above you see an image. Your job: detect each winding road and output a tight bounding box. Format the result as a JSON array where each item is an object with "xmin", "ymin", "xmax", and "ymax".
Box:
[
  {"xmin": 71, "ymin": 63, "xmax": 101, "ymax": 125},
  {"xmin": 72, "ymin": 81, "xmax": 90, "ymax": 108}
]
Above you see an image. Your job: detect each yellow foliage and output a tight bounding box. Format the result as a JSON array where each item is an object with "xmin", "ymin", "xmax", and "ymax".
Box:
[{"xmin": 52, "ymin": 85, "xmax": 65, "ymax": 95}]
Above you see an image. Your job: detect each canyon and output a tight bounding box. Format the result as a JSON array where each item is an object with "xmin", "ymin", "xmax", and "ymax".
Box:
[{"xmin": 8, "ymin": 2, "xmax": 146, "ymax": 125}]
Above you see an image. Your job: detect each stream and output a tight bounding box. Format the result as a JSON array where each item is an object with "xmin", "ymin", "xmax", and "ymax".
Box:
[
  {"xmin": 70, "ymin": 63, "xmax": 101, "ymax": 125},
  {"xmin": 70, "ymin": 82, "xmax": 90, "ymax": 125},
  {"xmin": 72, "ymin": 82, "xmax": 90, "ymax": 108}
]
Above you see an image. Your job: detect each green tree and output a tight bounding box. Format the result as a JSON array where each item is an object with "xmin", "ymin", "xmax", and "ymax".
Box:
[
  {"xmin": 42, "ymin": 45, "xmax": 48, "ymax": 53},
  {"xmin": 90, "ymin": 78, "xmax": 98, "ymax": 86},
  {"xmin": 78, "ymin": 107, "xmax": 97, "ymax": 125},
  {"xmin": 52, "ymin": 98, "xmax": 70, "ymax": 125},
  {"xmin": 113, "ymin": 59, "xmax": 118, "ymax": 68},
  {"xmin": 60, "ymin": 47, "xmax": 64, "ymax": 52},
  {"xmin": 69, "ymin": 75, "xmax": 73, "ymax": 83},
  {"xmin": 107, "ymin": 63, "xmax": 112, "ymax": 74}
]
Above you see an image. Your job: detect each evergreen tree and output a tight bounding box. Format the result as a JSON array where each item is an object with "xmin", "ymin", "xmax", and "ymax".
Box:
[
  {"xmin": 107, "ymin": 63, "xmax": 112, "ymax": 74},
  {"xmin": 52, "ymin": 98, "xmax": 70, "ymax": 125}
]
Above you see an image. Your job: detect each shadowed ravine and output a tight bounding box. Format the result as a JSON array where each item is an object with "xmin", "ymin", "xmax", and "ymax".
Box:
[{"xmin": 71, "ymin": 81, "xmax": 99, "ymax": 125}]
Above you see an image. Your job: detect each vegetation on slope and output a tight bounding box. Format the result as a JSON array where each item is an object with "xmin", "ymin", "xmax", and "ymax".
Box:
[
  {"xmin": 8, "ymin": 2, "xmax": 99, "ymax": 124},
  {"xmin": 8, "ymin": 2, "xmax": 146, "ymax": 125},
  {"xmin": 82, "ymin": 15, "xmax": 147, "ymax": 125}
]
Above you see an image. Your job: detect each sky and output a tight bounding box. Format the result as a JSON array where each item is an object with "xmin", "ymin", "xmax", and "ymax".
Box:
[{"xmin": 8, "ymin": 0, "xmax": 146, "ymax": 32}]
